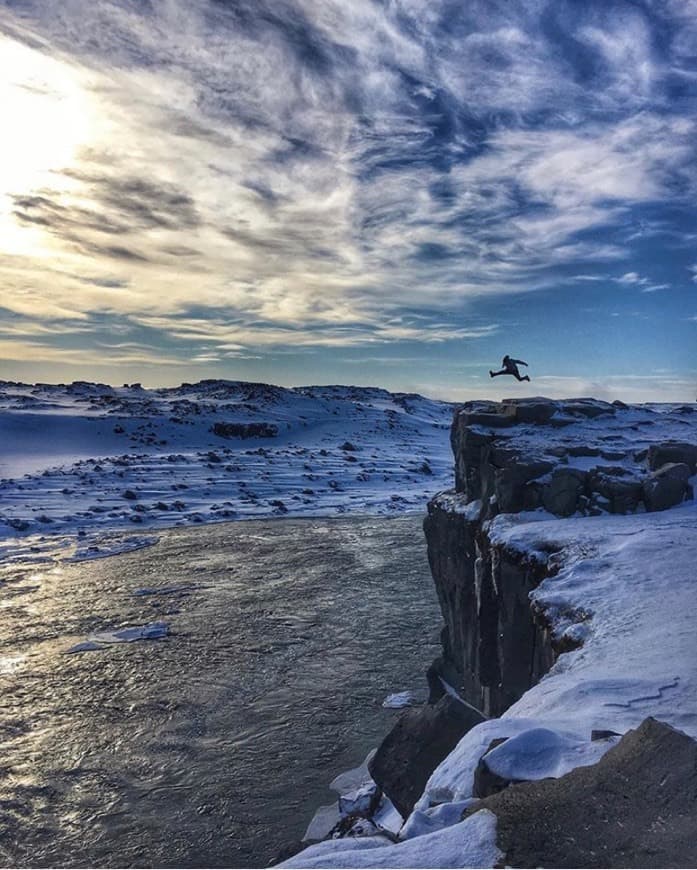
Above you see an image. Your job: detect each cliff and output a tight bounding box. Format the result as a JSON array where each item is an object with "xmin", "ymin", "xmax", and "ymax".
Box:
[
  {"xmin": 425, "ymin": 397, "xmax": 695, "ymax": 717},
  {"xmin": 280, "ymin": 397, "xmax": 697, "ymax": 868}
]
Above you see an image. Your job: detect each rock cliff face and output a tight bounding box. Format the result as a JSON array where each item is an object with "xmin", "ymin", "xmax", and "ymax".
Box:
[{"xmin": 425, "ymin": 397, "xmax": 696, "ymax": 717}]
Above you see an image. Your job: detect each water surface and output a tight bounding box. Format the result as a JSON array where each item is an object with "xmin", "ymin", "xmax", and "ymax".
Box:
[{"xmin": 0, "ymin": 515, "xmax": 441, "ymax": 867}]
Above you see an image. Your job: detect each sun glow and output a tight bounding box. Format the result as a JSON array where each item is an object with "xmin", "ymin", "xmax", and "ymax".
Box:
[{"xmin": 0, "ymin": 36, "xmax": 93, "ymax": 256}]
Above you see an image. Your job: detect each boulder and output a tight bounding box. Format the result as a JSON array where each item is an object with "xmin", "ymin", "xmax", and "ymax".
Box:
[
  {"xmin": 643, "ymin": 462, "xmax": 691, "ymax": 512},
  {"xmin": 369, "ymin": 694, "xmax": 486, "ymax": 819},
  {"xmin": 542, "ymin": 468, "xmax": 587, "ymax": 517},
  {"xmin": 466, "ymin": 718, "xmax": 697, "ymax": 869},
  {"xmin": 647, "ymin": 441, "xmax": 697, "ymax": 474},
  {"xmin": 588, "ymin": 472, "xmax": 643, "ymax": 514},
  {"xmin": 494, "ymin": 460, "xmax": 555, "ymax": 514}
]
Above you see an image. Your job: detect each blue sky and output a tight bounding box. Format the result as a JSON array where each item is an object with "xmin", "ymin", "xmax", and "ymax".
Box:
[{"xmin": 0, "ymin": 0, "xmax": 695, "ymax": 400}]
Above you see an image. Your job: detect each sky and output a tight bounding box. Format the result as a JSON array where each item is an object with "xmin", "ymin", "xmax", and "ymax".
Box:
[{"xmin": 0, "ymin": 0, "xmax": 696, "ymax": 401}]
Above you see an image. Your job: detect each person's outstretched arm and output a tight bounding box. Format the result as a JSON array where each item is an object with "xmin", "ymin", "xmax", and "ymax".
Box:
[{"xmin": 510, "ymin": 358, "xmax": 528, "ymax": 366}]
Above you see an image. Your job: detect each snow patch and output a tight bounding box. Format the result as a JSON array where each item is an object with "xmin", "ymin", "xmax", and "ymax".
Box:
[
  {"xmin": 382, "ymin": 690, "xmax": 421, "ymax": 709},
  {"xmin": 483, "ymin": 727, "xmax": 619, "ymax": 782},
  {"xmin": 279, "ymin": 809, "xmax": 502, "ymax": 869}
]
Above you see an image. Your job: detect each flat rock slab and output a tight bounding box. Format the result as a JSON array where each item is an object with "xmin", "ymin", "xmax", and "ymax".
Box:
[{"xmin": 467, "ymin": 718, "xmax": 697, "ymax": 868}]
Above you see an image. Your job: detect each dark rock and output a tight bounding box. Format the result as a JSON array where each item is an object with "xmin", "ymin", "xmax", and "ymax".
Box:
[
  {"xmin": 567, "ymin": 445, "xmax": 601, "ymax": 457},
  {"xmin": 450, "ymin": 420, "xmax": 496, "ymax": 496},
  {"xmin": 647, "ymin": 441, "xmax": 697, "ymax": 474},
  {"xmin": 212, "ymin": 422, "xmax": 278, "ymax": 439},
  {"xmin": 591, "ymin": 729, "xmax": 622, "ymax": 741},
  {"xmin": 588, "ymin": 472, "xmax": 643, "ymax": 514},
  {"xmin": 340, "ymin": 441, "xmax": 358, "ymax": 451},
  {"xmin": 599, "ymin": 449, "xmax": 627, "ymax": 461},
  {"xmin": 466, "ymin": 718, "xmax": 697, "ymax": 869},
  {"xmin": 6, "ymin": 518, "xmax": 30, "ymax": 531},
  {"xmin": 594, "ymin": 465, "xmax": 628, "ymax": 477},
  {"xmin": 643, "ymin": 462, "xmax": 691, "ymax": 512},
  {"xmin": 542, "ymin": 467, "xmax": 586, "ymax": 517},
  {"xmin": 122, "ymin": 489, "xmax": 138, "ymax": 500},
  {"xmin": 368, "ymin": 694, "xmax": 485, "ymax": 819},
  {"xmin": 495, "ymin": 460, "xmax": 555, "ymax": 514},
  {"xmin": 425, "ymin": 494, "xmax": 556, "ymax": 716},
  {"xmin": 473, "ymin": 738, "xmax": 510, "ymax": 798}
]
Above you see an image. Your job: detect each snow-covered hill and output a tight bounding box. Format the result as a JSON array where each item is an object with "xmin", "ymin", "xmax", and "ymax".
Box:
[{"xmin": 0, "ymin": 379, "xmax": 454, "ymax": 558}]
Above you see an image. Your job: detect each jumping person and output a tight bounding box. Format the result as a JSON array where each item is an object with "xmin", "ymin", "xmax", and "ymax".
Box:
[{"xmin": 490, "ymin": 355, "xmax": 530, "ymax": 382}]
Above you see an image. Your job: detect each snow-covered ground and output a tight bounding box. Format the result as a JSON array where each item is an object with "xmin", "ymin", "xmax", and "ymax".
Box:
[
  {"xmin": 0, "ymin": 379, "xmax": 453, "ymax": 561},
  {"xmin": 3, "ymin": 382, "xmax": 696, "ymax": 866}
]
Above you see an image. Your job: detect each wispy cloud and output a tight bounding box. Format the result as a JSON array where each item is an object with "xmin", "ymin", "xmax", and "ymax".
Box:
[{"xmin": 0, "ymin": 0, "xmax": 695, "ymax": 389}]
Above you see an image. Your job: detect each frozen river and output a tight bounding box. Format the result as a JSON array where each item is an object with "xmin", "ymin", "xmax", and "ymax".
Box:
[{"xmin": 0, "ymin": 515, "xmax": 441, "ymax": 867}]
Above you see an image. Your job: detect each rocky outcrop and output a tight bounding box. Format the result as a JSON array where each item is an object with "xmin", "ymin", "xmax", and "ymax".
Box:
[
  {"xmin": 368, "ymin": 694, "xmax": 485, "ymax": 818},
  {"xmin": 426, "ymin": 398, "xmax": 696, "ymax": 716},
  {"xmin": 466, "ymin": 718, "xmax": 697, "ymax": 868},
  {"xmin": 211, "ymin": 421, "xmax": 278, "ymax": 438},
  {"xmin": 450, "ymin": 398, "xmax": 694, "ymax": 519}
]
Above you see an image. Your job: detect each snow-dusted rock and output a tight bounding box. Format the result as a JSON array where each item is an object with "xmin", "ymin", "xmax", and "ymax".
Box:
[
  {"xmin": 450, "ymin": 398, "xmax": 696, "ymax": 519},
  {"xmin": 643, "ymin": 462, "xmax": 691, "ymax": 511},
  {"xmin": 647, "ymin": 440, "xmax": 697, "ymax": 473},
  {"xmin": 469, "ymin": 718, "xmax": 697, "ymax": 868},
  {"xmin": 338, "ymin": 783, "xmax": 381, "ymax": 818}
]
